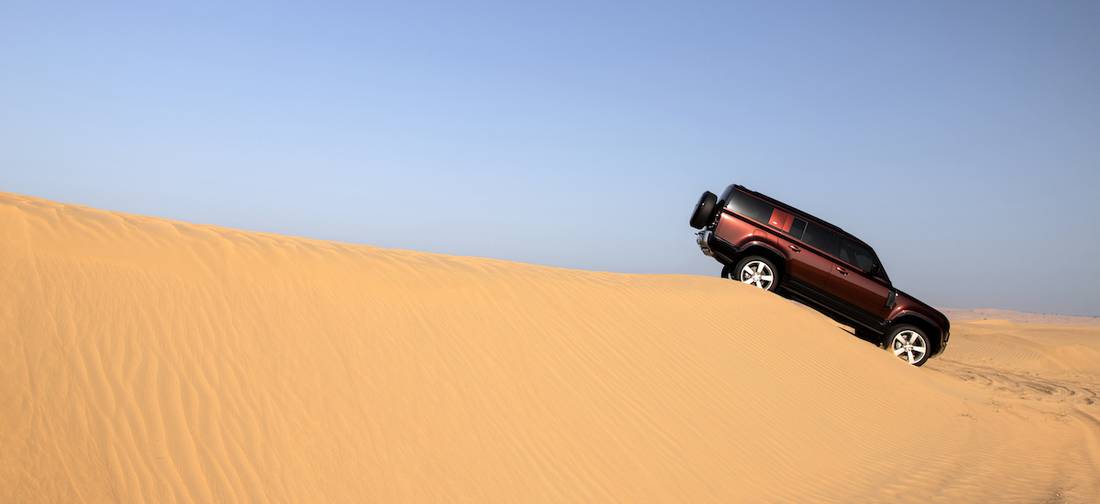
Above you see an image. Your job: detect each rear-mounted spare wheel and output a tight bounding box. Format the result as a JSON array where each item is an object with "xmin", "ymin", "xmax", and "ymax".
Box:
[{"xmin": 690, "ymin": 191, "xmax": 718, "ymax": 229}]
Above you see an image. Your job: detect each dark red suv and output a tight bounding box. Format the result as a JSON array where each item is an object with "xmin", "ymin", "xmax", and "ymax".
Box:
[{"xmin": 690, "ymin": 184, "xmax": 949, "ymax": 366}]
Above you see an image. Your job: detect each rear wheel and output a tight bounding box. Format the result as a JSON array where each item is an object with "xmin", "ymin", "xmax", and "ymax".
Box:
[
  {"xmin": 689, "ymin": 191, "xmax": 718, "ymax": 229},
  {"xmin": 886, "ymin": 325, "xmax": 930, "ymax": 366},
  {"xmin": 728, "ymin": 256, "xmax": 779, "ymax": 292}
]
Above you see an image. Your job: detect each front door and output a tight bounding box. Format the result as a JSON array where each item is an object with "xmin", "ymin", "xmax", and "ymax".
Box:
[{"xmin": 829, "ymin": 238, "xmax": 891, "ymax": 327}]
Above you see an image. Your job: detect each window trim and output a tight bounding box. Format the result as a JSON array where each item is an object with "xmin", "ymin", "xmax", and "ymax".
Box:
[{"xmin": 724, "ymin": 188, "xmax": 892, "ymax": 284}]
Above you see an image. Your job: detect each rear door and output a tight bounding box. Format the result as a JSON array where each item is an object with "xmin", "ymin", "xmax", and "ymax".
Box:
[{"xmin": 781, "ymin": 219, "xmax": 837, "ymax": 294}]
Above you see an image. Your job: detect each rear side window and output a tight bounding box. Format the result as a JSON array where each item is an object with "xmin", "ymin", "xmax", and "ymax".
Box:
[
  {"xmin": 801, "ymin": 222, "xmax": 840, "ymax": 256},
  {"xmin": 727, "ymin": 192, "xmax": 773, "ymax": 224},
  {"xmin": 838, "ymin": 238, "xmax": 876, "ymax": 272},
  {"xmin": 789, "ymin": 218, "xmax": 807, "ymax": 240},
  {"xmin": 767, "ymin": 208, "xmax": 794, "ymax": 232}
]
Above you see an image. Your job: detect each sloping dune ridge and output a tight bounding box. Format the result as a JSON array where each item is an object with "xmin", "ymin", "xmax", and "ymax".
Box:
[{"xmin": 2, "ymin": 192, "xmax": 1099, "ymax": 503}]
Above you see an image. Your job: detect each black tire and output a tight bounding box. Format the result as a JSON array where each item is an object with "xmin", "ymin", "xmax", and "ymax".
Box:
[
  {"xmin": 884, "ymin": 324, "xmax": 931, "ymax": 367},
  {"xmin": 729, "ymin": 255, "xmax": 780, "ymax": 292},
  {"xmin": 689, "ymin": 191, "xmax": 718, "ymax": 229}
]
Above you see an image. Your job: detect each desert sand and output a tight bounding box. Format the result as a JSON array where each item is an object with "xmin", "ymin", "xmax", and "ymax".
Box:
[{"xmin": 2, "ymin": 192, "xmax": 1098, "ymax": 503}]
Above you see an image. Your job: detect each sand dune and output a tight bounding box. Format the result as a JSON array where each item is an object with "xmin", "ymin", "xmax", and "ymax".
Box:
[
  {"xmin": 945, "ymin": 307, "xmax": 1100, "ymax": 326},
  {"xmin": 2, "ymin": 192, "xmax": 1098, "ymax": 503}
]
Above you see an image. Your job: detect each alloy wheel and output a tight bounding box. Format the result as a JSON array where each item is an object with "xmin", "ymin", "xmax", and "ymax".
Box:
[
  {"xmin": 739, "ymin": 260, "xmax": 774, "ymax": 290},
  {"xmin": 891, "ymin": 330, "xmax": 928, "ymax": 365}
]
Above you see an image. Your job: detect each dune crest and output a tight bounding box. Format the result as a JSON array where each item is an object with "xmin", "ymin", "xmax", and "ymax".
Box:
[{"xmin": 2, "ymin": 192, "xmax": 1098, "ymax": 503}]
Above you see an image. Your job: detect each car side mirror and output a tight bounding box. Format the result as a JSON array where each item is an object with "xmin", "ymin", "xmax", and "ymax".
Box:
[{"xmin": 869, "ymin": 263, "xmax": 890, "ymax": 284}]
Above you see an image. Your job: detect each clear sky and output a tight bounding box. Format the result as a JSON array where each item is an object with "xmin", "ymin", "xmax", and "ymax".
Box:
[{"xmin": 3, "ymin": 1, "xmax": 1098, "ymax": 315}]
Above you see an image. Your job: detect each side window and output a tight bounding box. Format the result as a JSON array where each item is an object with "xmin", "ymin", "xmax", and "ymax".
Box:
[
  {"xmin": 789, "ymin": 218, "xmax": 807, "ymax": 240},
  {"xmin": 836, "ymin": 241, "xmax": 854, "ymax": 265},
  {"xmin": 767, "ymin": 208, "xmax": 793, "ymax": 232},
  {"xmin": 839, "ymin": 239, "xmax": 876, "ymax": 272},
  {"xmin": 727, "ymin": 192, "xmax": 773, "ymax": 224},
  {"xmin": 801, "ymin": 222, "xmax": 840, "ymax": 256}
]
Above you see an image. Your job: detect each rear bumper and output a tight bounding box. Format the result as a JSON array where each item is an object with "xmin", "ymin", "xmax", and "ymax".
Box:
[
  {"xmin": 696, "ymin": 228, "xmax": 739, "ymax": 266},
  {"xmin": 696, "ymin": 230, "xmax": 714, "ymax": 257}
]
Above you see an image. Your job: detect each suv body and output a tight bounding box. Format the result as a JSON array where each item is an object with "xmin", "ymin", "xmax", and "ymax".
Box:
[{"xmin": 690, "ymin": 184, "xmax": 950, "ymax": 365}]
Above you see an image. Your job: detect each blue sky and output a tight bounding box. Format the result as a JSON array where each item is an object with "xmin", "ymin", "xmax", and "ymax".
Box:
[{"xmin": 2, "ymin": 1, "xmax": 1098, "ymax": 315}]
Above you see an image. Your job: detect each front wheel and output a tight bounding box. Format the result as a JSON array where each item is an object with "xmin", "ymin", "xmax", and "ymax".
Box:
[
  {"xmin": 886, "ymin": 325, "xmax": 930, "ymax": 366},
  {"xmin": 726, "ymin": 256, "xmax": 780, "ymax": 292}
]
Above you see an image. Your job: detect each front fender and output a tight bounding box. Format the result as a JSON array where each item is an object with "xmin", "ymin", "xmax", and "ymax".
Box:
[{"xmin": 888, "ymin": 309, "xmax": 937, "ymax": 327}]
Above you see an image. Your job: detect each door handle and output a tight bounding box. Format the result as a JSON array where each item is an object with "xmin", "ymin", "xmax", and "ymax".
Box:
[
  {"xmin": 835, "ymin": 266, "xmax": 848, "ymax": 275},
  {"xmin": 789, "ymin": 245, "xmax": 801, "ymax": 252}
]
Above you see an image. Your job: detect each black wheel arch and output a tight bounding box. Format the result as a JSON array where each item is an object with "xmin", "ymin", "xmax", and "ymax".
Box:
[
  {"xmin": 886, "ymin": 315, "xmax": 942, "ymax": 355},
  {"xmin": 725, "ymin": 243, "xmax": 787, "ymax": 281}
]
